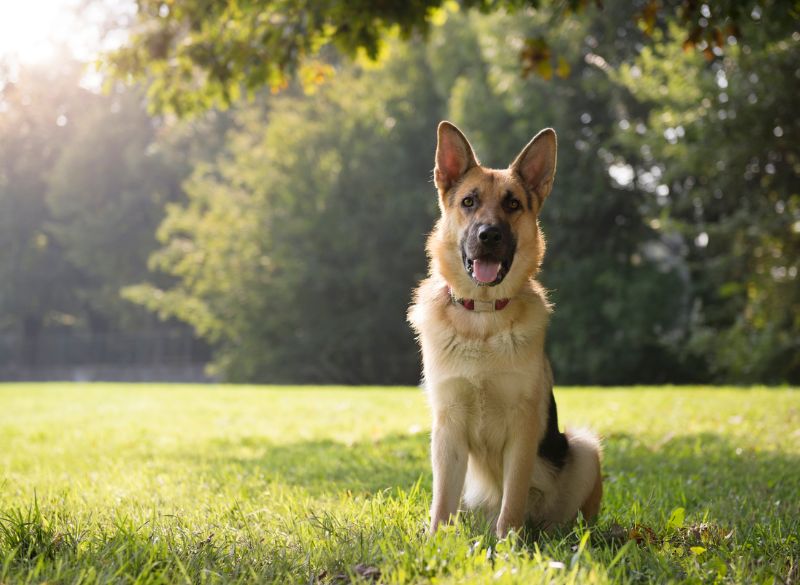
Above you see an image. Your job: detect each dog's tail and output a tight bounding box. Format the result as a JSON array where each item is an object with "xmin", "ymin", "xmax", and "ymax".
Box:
[
  {"xmin": 546, "ymin": 428, "xmax": 602, "ymax": 524},
  {"xmin": 572, "ymin": 428, "xmax": 603, "ymax": 519}
]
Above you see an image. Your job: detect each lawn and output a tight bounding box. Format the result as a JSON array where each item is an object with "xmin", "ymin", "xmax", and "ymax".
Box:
[{"xmin": 0, "ymin": 384, "xmax": 798, "ymax": 584}]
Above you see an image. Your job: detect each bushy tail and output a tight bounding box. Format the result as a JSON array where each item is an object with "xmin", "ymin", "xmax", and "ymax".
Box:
[{"xmin": 545, "ymin": 428, "xmax": 602, "ymax": 525}]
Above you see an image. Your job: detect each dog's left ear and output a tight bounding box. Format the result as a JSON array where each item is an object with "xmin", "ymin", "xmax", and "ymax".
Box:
[{"xmin": 510, "ymin": 128, "xmax": 557, "ymax": 202}]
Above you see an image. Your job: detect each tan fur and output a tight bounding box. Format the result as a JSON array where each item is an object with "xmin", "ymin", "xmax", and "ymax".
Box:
[{"xmin": 408, "ymin": 122, "xmax": 602, "ymax": 537}]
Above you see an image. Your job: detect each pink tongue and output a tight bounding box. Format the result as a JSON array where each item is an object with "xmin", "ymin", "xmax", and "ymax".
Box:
[{"xmin": 473, "ymin": 260, "xmax": 501, "ymax": 283}]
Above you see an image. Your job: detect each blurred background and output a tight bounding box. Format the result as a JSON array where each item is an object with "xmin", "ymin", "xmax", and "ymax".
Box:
[{"xmin": 0, "ymin": 0, "xmax": 796, "ymax": 385}]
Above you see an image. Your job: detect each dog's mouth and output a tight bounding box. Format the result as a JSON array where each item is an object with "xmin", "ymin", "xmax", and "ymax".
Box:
[{"xmin": 463, "ymin": 254, "xmax": 512, "ymax": 287}]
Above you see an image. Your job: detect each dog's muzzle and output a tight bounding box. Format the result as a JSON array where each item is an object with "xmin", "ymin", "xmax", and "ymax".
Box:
[{"xmin": 462, "ymin": 222, "xmax": 516, "ymax": 286}]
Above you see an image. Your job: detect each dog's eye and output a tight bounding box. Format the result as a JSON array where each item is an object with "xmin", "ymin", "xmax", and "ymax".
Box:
[
  {"xmin": 506, "ymin": 198, "xmax": 521, "ymax": 211},
  {"xmin": 462, "ymin": 197, "xmax": 475, "ymax": 208}
]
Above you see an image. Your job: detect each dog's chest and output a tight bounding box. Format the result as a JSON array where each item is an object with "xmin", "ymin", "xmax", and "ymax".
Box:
[
  {"xmin": 450, "ymin": 329, "xmax": 525, "ymax": 360},
  {"xmin": 425, "ymin": 322, "xmax": 539, "ymax": 383},
  {"xmin": 425, "ymin": 327, "xmax": 544, "ymax": 418},
  {"xmin": 465, "ymin": 378, "xmax": 524, "ymax": 453}
]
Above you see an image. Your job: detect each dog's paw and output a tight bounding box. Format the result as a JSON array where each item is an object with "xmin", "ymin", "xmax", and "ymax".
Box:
[
  {"xmin": 429, "ymin": 513, "xmax": 453, "ymax": 535},
  {"xmin": 495, "ymin": 516, "xmax": 521, "ymax": 538}
]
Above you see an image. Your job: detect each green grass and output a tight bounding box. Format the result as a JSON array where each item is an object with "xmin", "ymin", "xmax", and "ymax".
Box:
[{"xmin": 0, "ymin": 384, "xmax": 798, "ymax": 584}]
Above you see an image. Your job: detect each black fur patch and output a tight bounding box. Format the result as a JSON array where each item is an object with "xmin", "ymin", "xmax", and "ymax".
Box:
[
  {"xmin": 538, "ymin": 391, "xmax": 569, "ymax": 469},
  {"xmin": 523, "ymin": 185, "xmax": 534, "ymax": 211}
]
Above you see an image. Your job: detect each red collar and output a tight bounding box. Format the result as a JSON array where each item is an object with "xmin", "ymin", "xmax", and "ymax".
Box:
[{"xmin": 447, "ymin": 287, "xmax": 510, "ymax": 312}]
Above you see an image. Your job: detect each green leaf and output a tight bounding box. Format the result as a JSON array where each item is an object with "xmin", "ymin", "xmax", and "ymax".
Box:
[
  {"xmin": 690, "ymin": 546, "xmax": 706, "ymax": 555},
  {"xmin": 667, "ymin": 507, "xmax": 685, "ymax": 530}
]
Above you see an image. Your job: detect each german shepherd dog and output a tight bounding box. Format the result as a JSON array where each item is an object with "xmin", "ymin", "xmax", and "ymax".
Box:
[{"xmin": 408, "ymin": 122, "xmax": 602, "ymax": 537}]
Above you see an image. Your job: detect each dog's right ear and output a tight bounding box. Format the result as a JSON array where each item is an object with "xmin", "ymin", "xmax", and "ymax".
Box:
[{"xmin": 435, "ymin": 121, "xmax": 478, "ymax": 194}]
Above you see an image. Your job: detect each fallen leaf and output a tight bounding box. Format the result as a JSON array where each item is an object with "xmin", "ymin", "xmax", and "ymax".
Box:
[{"xmin": 354, "ymin": 563, "xmax": 381, "ymax": 581}]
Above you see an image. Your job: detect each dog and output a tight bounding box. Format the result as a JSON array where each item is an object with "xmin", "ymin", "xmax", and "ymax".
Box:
[{"xmin": 408, "ymin": 121, "xmax": 602, "ymax": 537}]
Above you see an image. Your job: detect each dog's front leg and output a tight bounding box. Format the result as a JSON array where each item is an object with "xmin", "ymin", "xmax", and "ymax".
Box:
[
  {"xmin": 429, "ymin": 408, "xmax": 468, "ymax": 534},
  {"xmin": 496, "ymin": 410, "xmax": 538, "ymax": 537}
]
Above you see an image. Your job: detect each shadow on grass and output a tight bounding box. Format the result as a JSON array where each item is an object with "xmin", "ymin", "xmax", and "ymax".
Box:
[
  {"xmin": 168, "ymin": 429, "xmax": 799, "ymax": 528},
  {"xmin": 602, "ymin": 431, "xmax": 800, "ymax": 530},
  {"xmin": 178, "ymin": 432, "xmax": 433, "ymax": 496}
]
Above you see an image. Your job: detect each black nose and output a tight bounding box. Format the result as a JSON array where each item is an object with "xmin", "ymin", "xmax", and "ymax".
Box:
[{"xmin": 478, "ymin": 225, "xmax": 502, "ymax": 245}]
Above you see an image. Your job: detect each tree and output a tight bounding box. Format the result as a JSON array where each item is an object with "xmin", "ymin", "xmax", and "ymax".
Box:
[
  {"xmin": 0, "ymin": 59, "xmax": 214, "ymax": 370},
  {"xmin": 106, "ymin": 0, "xmax": 757, "ymax": 115},
  {"xmin": 124, "ymin": 42, "xmax": 443, "ymax": 382},
  {"xmin": 612, "ymin": 17, "xmax": 800, "ymax": 382},
  {"xmin": 0, "ymin": 61, "xmax": 87, "ymax": 363},
  {"xmin": 46, "ymin": 87, "xmax": 181, "ymax": 332}
]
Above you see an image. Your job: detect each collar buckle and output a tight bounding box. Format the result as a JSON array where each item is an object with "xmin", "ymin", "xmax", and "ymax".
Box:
[
  {"xmin": 472, "ymin": 299, "xmax": 496, "ymax": 312},
  {"xmin": 447, "ymin": 287, "xmax": 510, "ymax": 312}
]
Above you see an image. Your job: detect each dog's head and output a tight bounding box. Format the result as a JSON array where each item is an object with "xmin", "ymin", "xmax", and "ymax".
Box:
[{"xmin": 427, "ymin": 121, "xmax": 557, "ymax": 299}]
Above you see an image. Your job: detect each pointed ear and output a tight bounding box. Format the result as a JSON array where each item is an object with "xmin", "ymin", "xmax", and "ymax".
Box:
[
  {"xmin": 434, "ymin": 121, "xmax": 478, "ymax": 194},
  {"xmin": 510, "ymin": 128, "xmax": 557, "ymax": 202}
]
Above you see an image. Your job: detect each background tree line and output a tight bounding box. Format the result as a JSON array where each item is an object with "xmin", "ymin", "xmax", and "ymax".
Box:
[{"xmin": 0, "ymin": 0, "xmax": 796, "ymax": 383}]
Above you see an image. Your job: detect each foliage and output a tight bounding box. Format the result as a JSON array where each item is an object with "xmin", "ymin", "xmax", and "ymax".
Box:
[
  {"xmin": 0, "ymin": 62, "xmax": 87, "ymax": 341},
  {"xmin": 1, "ymin": 383, "xmax": 798, "ymax": 583},
  {"xmin": 0, "ymin": 62, "xmax": 197, "ymax": 364},
  {"xmin": 106, "ymin": 0, "xmax": 757, "ymax": 115},
  {"xmin": 45, "ymin": 89, "xmax": 182, "ymax": 331},
  {"xmin": 611, "ymin": 14, "xmax": 800, "ymax": 382},
  {"xmin": 125, "ymin": 42, "xmax": 442, "ymax": 383}
]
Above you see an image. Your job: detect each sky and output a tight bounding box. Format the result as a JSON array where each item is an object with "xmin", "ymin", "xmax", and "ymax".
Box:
[{"xmin": 0, "ymin": 0, "xmax": 133, "ymax": 65}]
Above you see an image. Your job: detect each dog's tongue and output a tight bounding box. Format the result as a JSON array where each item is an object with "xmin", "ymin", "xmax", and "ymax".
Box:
[{"xmin": 473, "ymin": 260, "xmax": 501, "ymax": 283}]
